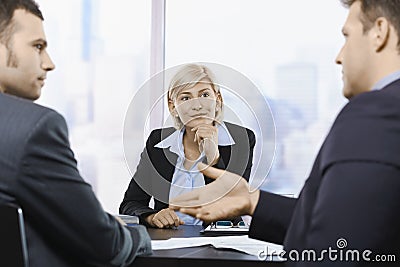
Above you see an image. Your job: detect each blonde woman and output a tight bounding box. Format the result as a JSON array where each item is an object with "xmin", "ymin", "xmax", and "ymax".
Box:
[{"xmin": 120, "ymin": 64, "xmax": 255, "ymax": 228}]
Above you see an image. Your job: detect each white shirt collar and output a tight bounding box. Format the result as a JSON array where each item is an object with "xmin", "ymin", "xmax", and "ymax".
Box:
[{"xmin": 154, "ymin": 122, "xmax": 235, "ymax": 155}]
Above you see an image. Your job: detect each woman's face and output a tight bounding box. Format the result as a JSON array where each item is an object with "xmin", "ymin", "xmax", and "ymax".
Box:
[{"xmin": 171, "ymin": 81, "xmax": 220, "ymax": 128}]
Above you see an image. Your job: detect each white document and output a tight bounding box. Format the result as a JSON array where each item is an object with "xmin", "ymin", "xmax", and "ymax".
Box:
[
  {"xmin": 151, "ymin": 235, "xmax": 283, "ymax": 256},
  {"xmin": 201, "ymin": 224, "xmax": 249, "ymax": 233}
]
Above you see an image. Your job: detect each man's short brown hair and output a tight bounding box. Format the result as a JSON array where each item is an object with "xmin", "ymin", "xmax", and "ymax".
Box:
[
  {"xmin": 0, "ymin": 0, "xmax": 43, "ymax": 45},
  {"xmin": 340, "ymin": 0, "xmax": 400, "ymax": 51}
]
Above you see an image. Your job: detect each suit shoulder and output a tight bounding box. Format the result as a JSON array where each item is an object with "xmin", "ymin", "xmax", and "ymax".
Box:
[
  {"xmin": 223, "ymin": 121, "xmax": 252, "ymax": 131},
  {"xmin": 334, "ymin": 89, "xmax": 400, "ymax": 134},
  {"xmin": 223, "ymin": 121, "xmax": 255, "ymax": 138},
  {"xmin": 0, "ymin": 94, "xmax": 69, "ymax": 170},
  {"xmin": 0, "ymin": 93, "xmax": 67, "ymax": 135},
  {"xmin": 344, "ymin": 86, "xmax": 400, "ymax": 115},
  {"xmin": 322, "ymin": 89, "xmax": 400, "ymax": 169},
  {"xmin": 146, "ymin": 127, "xmax": 176, "ymax": 146},
  {"xmin": 1, "ymin": 93, "xmax": 63, "ymax": 121}
]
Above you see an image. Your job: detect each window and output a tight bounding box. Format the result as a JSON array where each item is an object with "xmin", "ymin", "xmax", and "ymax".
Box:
[
  {"xmin": 35, "ymin": 0, "xmax": 348, "ymax": 212},
  {"xmin": 165, "ymin": 0, "xmax": 348, "ymax": 195},
  {"xmin": 37, "ymin": 0, "xmax": 151, "ymax": 212}
]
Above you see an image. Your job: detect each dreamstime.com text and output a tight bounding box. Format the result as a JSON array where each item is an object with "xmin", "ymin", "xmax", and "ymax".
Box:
[{"xmin": 258, "ymin": 238, "xmax": 396, "ymax": 263}]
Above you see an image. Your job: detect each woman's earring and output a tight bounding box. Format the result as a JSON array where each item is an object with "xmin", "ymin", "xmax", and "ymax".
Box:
[{"xmin": 175, "ymin": 114, "xmax": 179, "ymax": 117}]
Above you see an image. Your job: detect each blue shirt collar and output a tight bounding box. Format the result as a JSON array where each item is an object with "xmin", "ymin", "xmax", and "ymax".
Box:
[
  {"xmin": 154, "ymin": 122, "xmax": 235, "ymax": 155},
  {"xmin": 371, "ymin": 70, "xmax": 400, "ymax": 91}
]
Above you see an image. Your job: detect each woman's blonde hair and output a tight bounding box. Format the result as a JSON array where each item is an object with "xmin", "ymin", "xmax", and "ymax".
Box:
[{"xmin": 168, "ymin": 64, "xmax": 224, "ymax": 129}]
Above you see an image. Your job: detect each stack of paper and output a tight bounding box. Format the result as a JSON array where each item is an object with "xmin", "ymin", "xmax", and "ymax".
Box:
[
  {"xmin": 151, "ymin": 235, "xmax": 283, "ymax": 256},
  {"xmin": 200, "ymin": 224, "xmax": 248, "ymax": 235}
]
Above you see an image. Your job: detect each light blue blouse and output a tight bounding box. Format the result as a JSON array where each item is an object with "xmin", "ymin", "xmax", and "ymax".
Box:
[{"xmin": 154, "ymin": 122, "xmax": 235, "ymax": 225}]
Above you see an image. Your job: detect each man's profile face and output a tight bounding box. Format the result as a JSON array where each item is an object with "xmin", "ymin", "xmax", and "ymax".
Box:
[
  {"xmin": 0, "ymin": 9, "xmax": 55, "ymax": 100},
  {"xmin": 335, "ymin": 1, "xmax": 374, "ymax": 99}
]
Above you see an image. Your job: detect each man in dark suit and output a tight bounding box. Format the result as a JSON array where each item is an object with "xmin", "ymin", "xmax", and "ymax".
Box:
[
  {"xmin": 0, "ymin": 1, "xmax": 151, "ymax": 266},
  {"xmin": 171, "ymin": 0, "xmax": 400, "ymax": 265}
]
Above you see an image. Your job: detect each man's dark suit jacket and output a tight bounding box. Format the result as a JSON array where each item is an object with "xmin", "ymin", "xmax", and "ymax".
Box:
[
  {"xmin": 120, "ymin": 122, "xmax": 255, "ymax": 224},
  {"xmin": 249, "ymin": 79, "xmax": 400, "ymax": 266},
  {"xmin": 0, "ymin": 93, "xmax": 151, "ymax": 267}
]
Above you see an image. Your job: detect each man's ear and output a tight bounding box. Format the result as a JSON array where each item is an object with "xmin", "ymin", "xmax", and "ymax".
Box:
[{"xmin": 372, "ymin": 17, "xmax": 390, "ymax": 52}]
